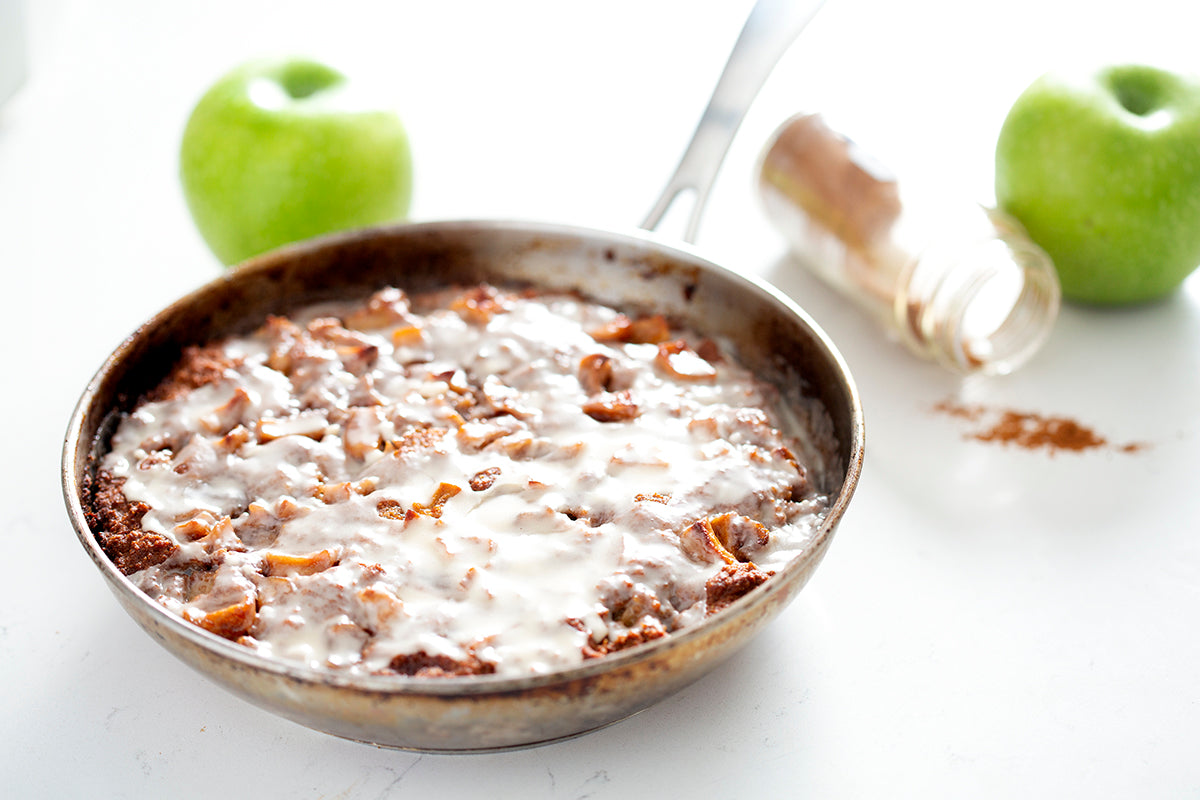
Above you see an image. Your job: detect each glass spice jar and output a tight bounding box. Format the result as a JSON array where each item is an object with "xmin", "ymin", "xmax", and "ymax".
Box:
[{"xmin": 757, "ymin": 112, "xmax": 1061, "ymax": 376}]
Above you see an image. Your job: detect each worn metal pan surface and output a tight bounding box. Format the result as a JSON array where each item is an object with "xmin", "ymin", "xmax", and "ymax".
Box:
[{"xmin": 62, "ymin": 220, "xmax": 862, "ymax": 752}]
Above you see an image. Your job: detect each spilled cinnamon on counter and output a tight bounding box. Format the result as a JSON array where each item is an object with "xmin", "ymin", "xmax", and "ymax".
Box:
[{"xmin": 934, "ymin": 401, "xmax": 1146, "ymax": 455}]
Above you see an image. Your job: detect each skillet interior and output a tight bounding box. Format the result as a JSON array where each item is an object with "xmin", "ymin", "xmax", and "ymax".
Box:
[{"xmin": 63, "ymin": 220, "xmax": 863, "ymax": 752}]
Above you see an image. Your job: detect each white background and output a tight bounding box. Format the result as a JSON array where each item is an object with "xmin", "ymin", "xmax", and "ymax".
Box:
[{"xmin": 2, "ymin": 1, "xmax": 1198, "ymax": 797}]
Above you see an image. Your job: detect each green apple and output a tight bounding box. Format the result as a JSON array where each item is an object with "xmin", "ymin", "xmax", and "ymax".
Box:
[
  {"xmin": 180, "ymin": 57, "xmax": 413, "ymax": 266},
  {"xmin": 994, "ymin": 64, "xmax": 1200, "ymax": 305}
]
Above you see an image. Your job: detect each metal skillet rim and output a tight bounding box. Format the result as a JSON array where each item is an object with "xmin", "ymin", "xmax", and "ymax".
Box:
[{"xmin": 61, "ymin": 217, "xmax": 865, "ymax": 699}]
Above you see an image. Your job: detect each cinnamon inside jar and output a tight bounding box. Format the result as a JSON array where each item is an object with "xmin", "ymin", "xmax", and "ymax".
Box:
[{"xmin": 758, "ymin": 113, "xmax": 1061, "ymax": 376}]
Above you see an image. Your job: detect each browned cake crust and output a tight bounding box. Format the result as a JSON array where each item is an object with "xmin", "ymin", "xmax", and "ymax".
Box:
[{"xmin": 85, "ymin": 472, "xmax": 177, "ymax": 574}]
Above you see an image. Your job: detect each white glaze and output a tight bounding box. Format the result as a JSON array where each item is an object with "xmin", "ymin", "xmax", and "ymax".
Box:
[{"xmin": 101, "ymin": 286, "xmax": 829, "ymax": 676}]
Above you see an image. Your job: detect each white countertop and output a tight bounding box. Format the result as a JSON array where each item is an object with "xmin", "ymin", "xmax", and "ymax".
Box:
[{"xmin": 3, "ymin": 1, "xmax": 1198, "ymax": 797}]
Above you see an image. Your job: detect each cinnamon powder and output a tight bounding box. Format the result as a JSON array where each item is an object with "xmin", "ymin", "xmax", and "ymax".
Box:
[{"xmin": 934, "ymin": 401, "xmax": 1145, "ymax": 455}]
